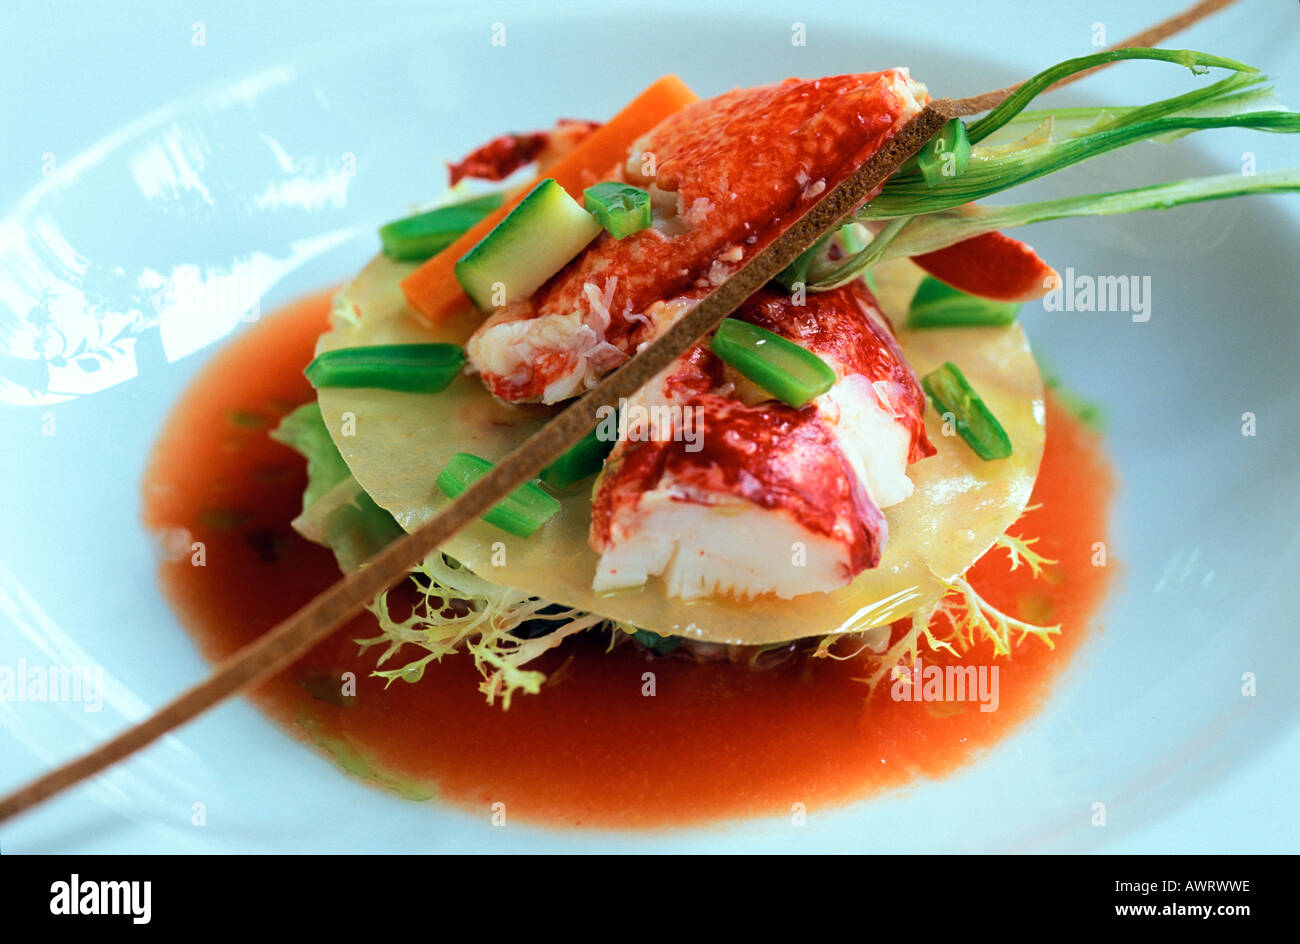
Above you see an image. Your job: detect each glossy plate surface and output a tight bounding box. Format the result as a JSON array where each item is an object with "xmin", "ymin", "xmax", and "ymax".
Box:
[{"xmin": 1, "ymin": 0, "xmax": 1297, "ymax": 852}]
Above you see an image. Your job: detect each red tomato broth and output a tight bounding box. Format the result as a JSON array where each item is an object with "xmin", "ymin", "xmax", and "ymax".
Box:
[{"xmin": 142, "ymin": 291, "xmax": 1115, "ymax": 829}]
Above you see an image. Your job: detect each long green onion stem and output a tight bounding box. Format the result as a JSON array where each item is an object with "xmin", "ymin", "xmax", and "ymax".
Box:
[
  {"xmin": 963, "ymin": 48, "xmax": 1254, "ymax": 144},
  {"xmin": 866, "ymin": 110, "xmax": 1298, "ymax": 220},
  {"xmin": 794, "ymin": 49, "xmax": 1299, "ymax": 292},
  {"xmin": 812, "ymin": 170, "xmax": 1300, "ymax": 289}
]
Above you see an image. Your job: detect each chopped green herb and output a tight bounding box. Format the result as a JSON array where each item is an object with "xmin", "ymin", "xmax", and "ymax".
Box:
[
  {"xmin": 906, "ymin": 118, "xmax": 971, "ymax": 186},
  {"xmin": 305, "ymin": 343, "xmax": 466, "ymax": 393},
  {"xmin": 583, "ymin": 182, "xmax": 652, "ymax": 239},
  {"xmin": 379, "ymin": 193, "xmax": 504, "ymax": 262},
  {"xmin": 908, "ymin": 276, "xmax": 1020, "ymax": 328},
  {"xmin": 436, "ymin": 452, "xmax": 561, "ymax": 537},
  {"xmin": 540, "ymin": 426, "xmax": 615, "ymax": 488},
  {"xmin": 922, "ymin": 362, "xmax": 1013, "ymax": 461},
  {"xmin": 710, "ymin": 318, "xmax": 837, "ymax": 408}
]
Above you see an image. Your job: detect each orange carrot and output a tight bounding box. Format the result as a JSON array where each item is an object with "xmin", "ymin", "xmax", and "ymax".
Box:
[
  {"xmin": 401, "ymin": 75, "xmax": 699, "ymax": 323},
  {"xmin": 912, "ymin": 231, "xmax": 1060, "ymax": 303}
]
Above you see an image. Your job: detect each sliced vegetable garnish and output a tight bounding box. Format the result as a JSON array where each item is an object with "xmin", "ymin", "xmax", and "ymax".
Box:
[
  {"xmin": 710, "ymin": 318, "xmax": 837, "ymax": 408},
  {"xmin": 908, "ymin": 275, "xmax": 1020, "ymax": 328},
  {"xmin": 400, "ymin": 74, "xmax": 699, "ymax": 323},
  {"xmin": 436, "ymin": 452, "xmax": 561, "ymax": 537},
  {"xmin": 454, "ymin": 178, "xmax": 602, "ymax": 309},
  {"xmin": 921, "ymin": 361, "xmax": 1013, "ymax": 461},
  {"xmin": 540, "ymin": 426, "xmax": 615, "ymax": 488},
  {"xmin": 909, "ymin": 118, "xmax": 971, "ymax": 186},
  {"xmin": 583, "ymin": 182, "xmax": 652, "ymax": 239},
  {"xmin": 379, "ymin": 193, "xmax": 504, "ymax": 262},
  {"xmin": 305, "ymin": 343, "xmax": 466, "ymax": 393}
]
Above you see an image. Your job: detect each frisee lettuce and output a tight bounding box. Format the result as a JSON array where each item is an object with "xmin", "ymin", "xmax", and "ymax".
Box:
[
  {"xmin": 276, "ymin": 397, "xmax": 1062, "ymax": 707},
  {"xmin": 274, "ymin": 401, "xmax": 624, "ymax": 707},
  {"xmin": 358, "ymin": 553, "xmax": 613, "ymax": 709},
  {"xmin": 816, "ymin": 530, "xmax": 1060, "ymax": 694}
]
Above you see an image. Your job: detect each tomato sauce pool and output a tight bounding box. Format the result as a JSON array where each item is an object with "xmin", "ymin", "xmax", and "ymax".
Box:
[{"xmin": 143, "ymin": 291, "xmax": 1115, "ymax": 829}]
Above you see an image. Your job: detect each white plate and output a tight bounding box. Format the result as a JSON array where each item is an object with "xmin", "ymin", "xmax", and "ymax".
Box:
[{"xmin": 1, "ymin": 0, "xmax": 1297, "ymax": 852}]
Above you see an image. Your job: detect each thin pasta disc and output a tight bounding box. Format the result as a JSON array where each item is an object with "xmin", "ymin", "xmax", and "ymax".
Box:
[{"xmin": 313, "ymin": 255, "xmax": 1044, "ymax": 645}]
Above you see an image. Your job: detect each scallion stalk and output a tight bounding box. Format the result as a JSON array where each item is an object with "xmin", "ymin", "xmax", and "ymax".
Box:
[
  {"xmin": 305, "ymin": 344, "xmax": 467, "ymax": 393},
  {"xmin": 901, "ymin": 118, "xmax": 971, "ymax": 186},
  {"xmin": 379, "ymin": 193, "xmax": 504, "ymax": 261},
  {"xmin": 803, "ymin": 54, "xmax": 1300, "ymax": 292},
  {"xmin": 826, "ymin": 169, "xmax": 1300, "ymax": 285},
  {"xmin": 867, "ymin": 109, "xmax": 1299, "ymax": 220},
  {"xmin": 710, "ymin": 319, "xmax": 837, "ymax": 408},
  {"xmin": 540, "ymin": 426, "xmax": 615, "ymax": 488},
  {"xmin": 583, "ymin": 182, "xmax": 652, "ymax": 239},
  {"xmin": 774, "ymin": 232, "xmax": 832, "ymax": 290},
  {"xmin": 435, "ymin": 452, "xmax": 561, "ymax": 537},
  {"xmin": 921, "ymin": 362, "xmax": 1013, "ymax": 461},
  {"xmin": 963, "ymin": 48, "xmax": 1254, "ymax": 145},
  {"xmin": 908, "ymin": 276, "xmax": 1020, "ymax": 328}
]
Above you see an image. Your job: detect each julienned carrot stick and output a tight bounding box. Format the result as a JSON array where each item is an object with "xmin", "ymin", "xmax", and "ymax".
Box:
[{"xmin": 402, "ymin": 74, "xmax": 699, "ymax": 323}]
